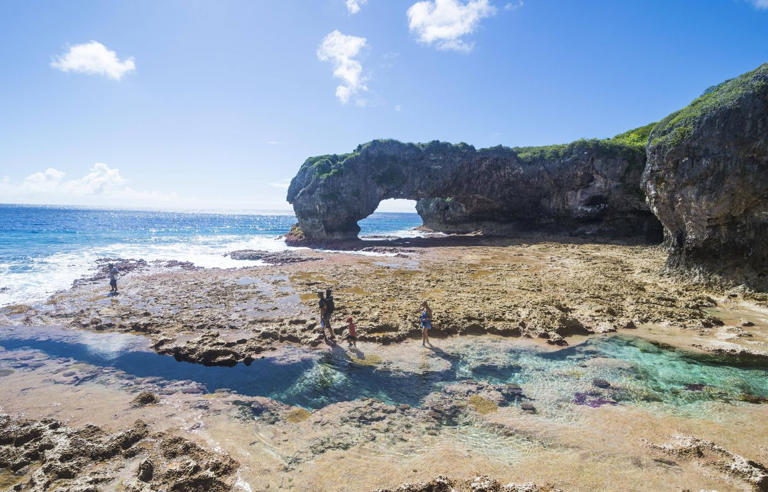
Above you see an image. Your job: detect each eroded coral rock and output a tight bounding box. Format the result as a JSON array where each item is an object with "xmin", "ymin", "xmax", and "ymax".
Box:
[
  {"xmin": 287, "ymin": 138, "xmax": 661, "ymax": 244},
  {"xmin": 643, "ymin": 63, "xmax": 768, "ymax": 290},
  {"xmin": 647, "ymin": 435, "xmax": 768, "ymax": 491},
  {"xmin": 0, "ymin": 415, "xmax": 238, "ymax": 492},
  {"xmin": 375, "ymin": 475, "xmax": 558, "ymax": 492}
]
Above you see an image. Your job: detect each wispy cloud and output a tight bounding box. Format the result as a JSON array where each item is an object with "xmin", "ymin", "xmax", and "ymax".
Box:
[
  {"xmin": 346, "ymin": 0, "xmax": 368, "ymax": 14},
  {"xmin": 51, "ymin": 41, "xmax": 135, "ymax": 80},
  {"xmin": 407, "ymin": 0, "xmax": 496, "ymax": 52},
  {"xmin": 317, "ymin": 30, "xmax": 368, "ymax": 105},
  {"xmin": 268, "ymin": 180, "xmax": 291, "ymax": 190},
  {"xmin": 0, "ymin": 163, "xmax": 176, "ymax": 205},
  {"xmin": 750, "ymin": 0, "xmax": 768, "ymax": 7},
  {"xmin": 505, "ymin": 0, "xmax": 523, "ymax": 10}
]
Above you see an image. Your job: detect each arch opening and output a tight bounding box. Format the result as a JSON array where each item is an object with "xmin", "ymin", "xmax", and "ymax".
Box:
[{"xmin": 357, "ymin": 199, "xmax": 422, "ymax": 238}]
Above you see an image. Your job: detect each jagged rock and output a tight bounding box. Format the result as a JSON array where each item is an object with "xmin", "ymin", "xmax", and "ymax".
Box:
[
  {"xmin": 642, "ymin": 63, "xmax": 768, "ymax": 290},
  {"xmin": 375, "ymin": 475, "xmax": 557, "ymax": 492},
  {"xmin": 137, "ymin": 458, "xmax": 154, "ymax": 482},
  {"xmin": 131, "ymin": 391, "xmax": 160, "ymax": 407},
  {"xmin": 287, "ymin": 136, "xmax": 662, "ymax": 244},
  {"xmin": 71, "ymin": 258, "xmax": 149, "ymax": 287},
  {"xmin": 0, "ymin": 415, "xmax": 238, "ymax": 492},
  {"xmin": 646, "ymin": 435, "xmax": 768, "ymax": 491},
  {"xmin": 226, "ymin": 249, "xmax": 321, "ymax": 264}
]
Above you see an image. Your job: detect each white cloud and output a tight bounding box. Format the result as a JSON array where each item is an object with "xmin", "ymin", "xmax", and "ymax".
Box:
[
  {"xmin": 346, "ymin": 0, "xmax": 368, "ymax": 14},
  {"xmin": 751, "ymin": 0, "xmax": 768, "ymax": 7},
  {"xmin": 317, "ymin": 30, "xmax": 368, "ymax": 105},
  {"xmin": 504, "ymin": 0, "xmax": 523, "ymax": 10},
  {"xmin": 394, "ymin": 104, "xmax": 402, "ymax": 111},
  {"xmin": 0, "ymin": 163, "xmax": 176, "ymax": 206},
  {"xmin": 51, "ymin": 41, "xmax": 135, "ymax": 80},
  {"xmin": 407, "ymin": 0, "xmax": 496, "ymax": 52}
]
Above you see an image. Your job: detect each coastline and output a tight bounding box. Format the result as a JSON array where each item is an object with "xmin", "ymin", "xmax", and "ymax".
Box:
[{"xmin": 1, "ymin": 235, "xmax": 768, "ymax": 490}]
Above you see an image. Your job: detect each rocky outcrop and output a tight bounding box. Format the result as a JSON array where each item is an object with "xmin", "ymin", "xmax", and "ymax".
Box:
[
  {"xmin": 0, "ymin": 415, "xmax": 238, "ymax": 491},
  {"xmin": 646, "ymin": 435, "xmax": 768, "ymax": 491},
  {"xmin": 642, "ymin": 63, "xmax": 768, "ymax": 290},
  {"xmin": 375, "ymin": 475, "xmax": 558, "ymax": 492},
  {"xmin": 287, "ymin": 132, "xmax": 663, "ymax": 244}
]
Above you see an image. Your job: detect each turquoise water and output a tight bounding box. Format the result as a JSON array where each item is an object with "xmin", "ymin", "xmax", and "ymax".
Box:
[
  {"xmin": 0, "ymin": 205, "xmax": 423, "ymax": 306},
  {"xmin": 1, "ymin": 329, "xmax": 765, "ymax": 413}
]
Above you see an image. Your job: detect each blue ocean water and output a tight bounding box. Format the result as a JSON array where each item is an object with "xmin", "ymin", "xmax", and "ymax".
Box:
[{"xmin": 0, "ymin": 205, "xmax": 423, "ymax": 306}]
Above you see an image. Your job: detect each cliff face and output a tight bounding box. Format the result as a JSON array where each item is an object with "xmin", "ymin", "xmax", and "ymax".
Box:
[
  {"xmin": 642, "ymin": 63, "xmax": 768, "ymax": 289},
  {"xmin": 287, "ymin": 133, "xmax": 662, "ymax": 244}
]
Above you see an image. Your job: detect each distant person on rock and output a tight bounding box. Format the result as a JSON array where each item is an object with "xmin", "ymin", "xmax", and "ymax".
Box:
[
  {"xmin": 420, "ymin": 301, "xmax": 433, "ymax": 347},
  {"xmin": 108, "ymin": 263, "xmax": 119, "ymax": 294},
  {"xmin": 343, "ymin": 317, "xmax": 357, "ymax": 347},
  {"xmin": 324, "ymin": 288, "xmax": 336, "ymax": 340}
]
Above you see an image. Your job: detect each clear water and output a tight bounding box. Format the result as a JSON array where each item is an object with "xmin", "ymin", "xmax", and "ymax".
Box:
[
  {"xmin": 1, "ymin": 329, "xmax": 765, "ymax": 413},
  {"xmin": 0, "ymin": 205, "xmax": 423, "ymax": 306}
]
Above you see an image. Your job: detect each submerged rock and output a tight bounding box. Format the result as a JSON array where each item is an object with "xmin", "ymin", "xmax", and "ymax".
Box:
[
  {"xmin": 643, "ymin": 63, "xmax": 768, "ymax": 290},
  {"xmin": 375, "ymin": 475, "xmax": 557, "ymax": 492},
  {"xmin": 647, "ymin": 435, "xmax": 768, "ymax": 491},
  {"xmin": 287, "ymin": 135, "xmax": 662, "ymax": 244},
  {"xmin": 131, "ymin": 391, "xmax": 160, "ymax": 407}
]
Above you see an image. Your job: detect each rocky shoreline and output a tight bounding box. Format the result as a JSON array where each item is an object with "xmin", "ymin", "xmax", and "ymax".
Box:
[{"xmin": 2, "ymin": 235, "xmax": 768, "ymax": 367}]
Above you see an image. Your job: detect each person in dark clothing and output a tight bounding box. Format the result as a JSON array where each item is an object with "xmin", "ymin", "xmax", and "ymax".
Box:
[
  {"xmin": 323, "ymin": 288, "xmax": 335, "ymax": 340},
  {"xmin": 108, "ymin": 263, "xmax": 119, "ymax": 293},
  {"xmin": 317, "ymin": 291, "xmax": 335, "ymax": 342}
]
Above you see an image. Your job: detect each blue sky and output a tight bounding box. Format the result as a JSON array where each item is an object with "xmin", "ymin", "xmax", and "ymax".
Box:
[{"xmin": 1, "ymin": 0, "xmax": 767, "ymax": 212}]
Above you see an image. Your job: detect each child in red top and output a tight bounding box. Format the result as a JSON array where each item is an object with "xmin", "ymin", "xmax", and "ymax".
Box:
[{"xmin": 344, "ymin": 317, "xmax": 357, "ymax": 347}]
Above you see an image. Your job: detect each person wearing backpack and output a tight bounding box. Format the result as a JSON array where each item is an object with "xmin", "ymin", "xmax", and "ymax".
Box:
[{"xmin": 323, "ymin": 288, "xmax": 336, "ymax": 340}]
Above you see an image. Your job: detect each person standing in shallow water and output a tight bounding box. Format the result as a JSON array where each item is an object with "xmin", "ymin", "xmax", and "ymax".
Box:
[
  {"xmin": 420, "ymin": 301, "xmax": 433, "ymax": 347},
  {"xmin": 108, "ymin": 263, "xmax": 119, "ymax": 294}
]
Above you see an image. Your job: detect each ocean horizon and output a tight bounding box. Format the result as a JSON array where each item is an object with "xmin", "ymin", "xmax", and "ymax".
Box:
[{"xmin": 0, "ymin": 204, "xmax": 423, "ymax": 307}]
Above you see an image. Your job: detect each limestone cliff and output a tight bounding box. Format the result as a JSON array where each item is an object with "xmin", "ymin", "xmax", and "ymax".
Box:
[
  {"xmin": 287, "ymin": 130, "xmax": 662, "ymax": 244},
  {"xmin": 642, "ymin": 63, "xmax": 768, "ymax": 289}
]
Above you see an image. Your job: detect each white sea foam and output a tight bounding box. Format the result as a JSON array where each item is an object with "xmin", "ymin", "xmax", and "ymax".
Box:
[{"xmin": 0, "ymin": 234, "xmax": 292, "ymax": 307}]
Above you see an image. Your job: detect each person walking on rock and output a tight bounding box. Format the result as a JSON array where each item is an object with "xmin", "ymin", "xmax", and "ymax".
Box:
[
  {"xmin": 323, "ymin": 288, "xmax": 336, "ymax": 340},
  {"xmin": 420, "ymin": 300, "xmax": 433, "ymax": 347},
  {"xmin": 317, "ymin": 291, "xmax": 332, "ymax": 342},
  {"xmin": 108, "ymin": 263, "xmax": 119, "ymax": 294}
]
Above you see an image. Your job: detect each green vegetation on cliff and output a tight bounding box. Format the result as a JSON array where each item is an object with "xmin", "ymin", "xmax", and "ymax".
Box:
[
  {"xmin": 512, "ymin": 123, "xmax": 654, "ymax": 168},
  {"xmin": 608, "ymin": 122, "xmax": 656, "ymax": 148},
  {"xmin": 295, "ymin": 124, "xmax": 657, "ymax": 189},
  {"xmin": 650, "ymin": 63, "xmax": 768, "ymax": 149}
]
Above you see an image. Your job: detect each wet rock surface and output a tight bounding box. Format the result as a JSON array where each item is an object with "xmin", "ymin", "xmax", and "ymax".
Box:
[
  {"xmin": 647, "ymin": 435, "xmax": 768, "ymax": 491},
  {"xmin": 0, "ymin": 414, "xmax": 238, "ymax": 491},
  {"xmin": 226, "ymin": 249, "xmax": 322, "ymax": 264},
  {"xmin": 643, "ymin": 63, "xmax": 768, "ymax": 290},
  {"xmin": 375, "ymin": 475, "xmax": 558, "ymax": 492},
  {"xmin": 3, "ymin": 237, "xmax": 768, "ymax": 366}
]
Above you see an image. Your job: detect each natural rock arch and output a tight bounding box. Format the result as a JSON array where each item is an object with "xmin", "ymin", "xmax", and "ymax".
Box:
[{"xmin": 286, "ymin": 137, "xmax": 662, "ymax": 244}]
